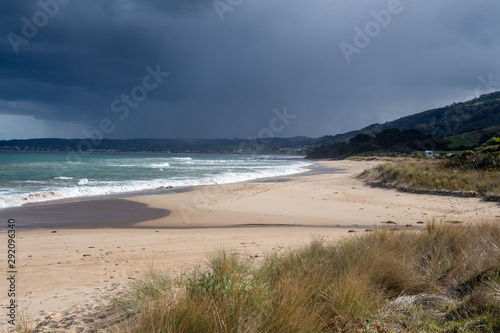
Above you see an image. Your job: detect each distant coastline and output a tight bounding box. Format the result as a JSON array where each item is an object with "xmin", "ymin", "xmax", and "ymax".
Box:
[{"xmin": 0, "ymin": 137, "xmax": 311, "ymax": 155}]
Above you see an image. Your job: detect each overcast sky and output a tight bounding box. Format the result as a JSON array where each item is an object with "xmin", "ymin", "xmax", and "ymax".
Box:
[{"xmin": 1, "ymin": 0, "xmax": 499, "ymax": 140}]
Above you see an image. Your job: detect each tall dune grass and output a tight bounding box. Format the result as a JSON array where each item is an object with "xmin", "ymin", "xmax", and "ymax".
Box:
[
  {"xmin": 360, "ymin": 159, "xmax": 500, "ymax": 200},
  {"xmin": 111, "ymin": 222, "xmax": 500, "ymax": 332}
]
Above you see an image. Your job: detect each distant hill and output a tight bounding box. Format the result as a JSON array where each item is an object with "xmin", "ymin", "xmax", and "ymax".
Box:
[{"xmin": 317, "ymin": 91, "xmax": 500, "ymax": 145}]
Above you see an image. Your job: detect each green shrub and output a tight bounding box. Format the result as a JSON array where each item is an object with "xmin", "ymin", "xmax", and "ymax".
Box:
[
  {"xmin": 445, "ymin": 150, "xmax": 500, "ymax": 171},
  {"xmin": 486, "ymin": 137, "xmax": 500, "ymax": 146}
]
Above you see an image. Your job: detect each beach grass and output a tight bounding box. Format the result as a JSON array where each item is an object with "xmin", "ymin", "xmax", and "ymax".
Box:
[
  {"xmin": 108, "ymin": 221, "xmax": 500, "ymax": 332},
  {"xmin": 360, "ymin": 159, "xmax": 500, "ymax": 200},
  {"xmin": 1, "ymin": 313, "xmax": 31, "ymax": 333}
]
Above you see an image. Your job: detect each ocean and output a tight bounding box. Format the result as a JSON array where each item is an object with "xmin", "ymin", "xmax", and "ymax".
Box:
[{"xmin": 0, "ymin": 151, "xmax": 311, "ymax": 209}]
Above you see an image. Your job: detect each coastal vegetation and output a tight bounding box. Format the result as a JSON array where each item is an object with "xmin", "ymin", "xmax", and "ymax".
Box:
[
  {"xmin": 445, "ymin": 137, "xmax": 500, "ymax": 171},
  {"xmin": 360, "ymin": 137, "xmax": 500, "ymax": 201},
  {"xmin": 104, "ymin": 222, "xmax": 500, "ymax": 332},
  {"xmin": 307, "ymin": 125, "xmax": 500, "ymax": 160},
  {"xmin": 305, "ymin": 128, "xmax": 448, "ymax": 159}
]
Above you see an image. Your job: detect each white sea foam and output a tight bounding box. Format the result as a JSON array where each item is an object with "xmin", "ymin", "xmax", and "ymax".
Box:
[
  {"xmin": 0, "ymin": 191, "xmax": 64, "ymax": 209},
  {"xmin": 0, "ymin": 156, "xmax": 311, "ymax": 209},
  {"xmin": 150, "ymin": 162, "xmax": 170, "ymax": 168},
  {"xmin": 77, "ymin": 178, "xmax": 89, "ymax": 185}
]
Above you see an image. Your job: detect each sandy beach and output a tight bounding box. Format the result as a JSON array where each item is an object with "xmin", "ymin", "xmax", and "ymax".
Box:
[{"xmin": 1, "ymin": 160, "xmax": 499, "ymax": 330}]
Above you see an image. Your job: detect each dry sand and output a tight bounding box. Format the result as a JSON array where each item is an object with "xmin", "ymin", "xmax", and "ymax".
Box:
[{"xmin": 1, "ymin": 160, "xmax": 499, "ymax": 330}]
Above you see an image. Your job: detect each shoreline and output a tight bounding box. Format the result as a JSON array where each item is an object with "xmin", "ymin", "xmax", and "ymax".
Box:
[
  {"xmin": 2, "ymin": 159, "xmax": 499, "ymax": 328},
  {"xmin": 0, "ymin": 161, "xmax": 331, "ymax": 231},
  {"xmin": 0, "ymin": 157, "xmax": 315, "ymax": 223}
]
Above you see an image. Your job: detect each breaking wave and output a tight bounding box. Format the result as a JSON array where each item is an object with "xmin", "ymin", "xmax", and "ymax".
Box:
[{"xmin": 0, "ymin": 154, "xmax": 311, "ymax": 209}]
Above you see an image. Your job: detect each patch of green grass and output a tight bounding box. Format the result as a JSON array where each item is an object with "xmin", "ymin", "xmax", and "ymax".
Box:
[
  {"xmin": 110, "ymin": 222, "xmax": 500, "ymax": 332},
  {"xmin": 446, "ymin": 125, "xmax": 500, "ymax": 150},
  {"xmin": 470, "ymin": 98, "xmax": 500, "ymax": 106}
]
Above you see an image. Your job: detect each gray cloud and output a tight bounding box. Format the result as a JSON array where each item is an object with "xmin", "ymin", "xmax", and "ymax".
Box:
[{"xmin": 1, "ymin": 0, "xmax": 500, "ymax": 139}]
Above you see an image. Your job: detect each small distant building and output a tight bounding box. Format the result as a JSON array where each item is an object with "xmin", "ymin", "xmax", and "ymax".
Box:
[{"xmin": 425, "ymin": 150, "xmax": 433, "ymax": 158}]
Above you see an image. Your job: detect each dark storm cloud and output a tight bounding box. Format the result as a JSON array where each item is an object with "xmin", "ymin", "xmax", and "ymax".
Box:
[{"xmin": 1, "ymin": 0, "xmax": 500, "ymax": 139}]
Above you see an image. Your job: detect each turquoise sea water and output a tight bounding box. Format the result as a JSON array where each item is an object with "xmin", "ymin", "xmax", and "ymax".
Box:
[{"xmin": 0, "ymin": 152, "xmax": 311, "ymax": 208}]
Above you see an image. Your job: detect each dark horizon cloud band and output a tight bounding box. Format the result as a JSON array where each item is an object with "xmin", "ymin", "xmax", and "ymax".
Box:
[{"xmin": 1, "ymin": 0, "xmax": 500, "ymax": 140}]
